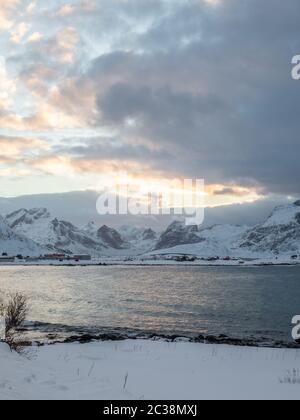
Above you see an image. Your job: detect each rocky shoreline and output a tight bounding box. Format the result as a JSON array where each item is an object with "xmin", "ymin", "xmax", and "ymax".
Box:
[{"xmin": 19, "ymin": 323, "xmax": 300, "ymax": 349}]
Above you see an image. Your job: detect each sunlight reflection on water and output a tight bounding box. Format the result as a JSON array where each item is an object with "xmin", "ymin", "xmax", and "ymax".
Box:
[{"xmin": 0, "ymin": 265, "xmax": 299, "ymax": 343}]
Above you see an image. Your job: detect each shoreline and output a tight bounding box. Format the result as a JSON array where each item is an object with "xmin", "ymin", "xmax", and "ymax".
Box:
[
  {"xmin": 20, "ymin": 323, "xmax": 300, "ymax": 350},
  {"xmin": 37, "ymin": 334, "xmax": 300, "ymax": 350},
  {"xmin": 1, "ymin": 259, "xmax": 300, "ymax": 268}
]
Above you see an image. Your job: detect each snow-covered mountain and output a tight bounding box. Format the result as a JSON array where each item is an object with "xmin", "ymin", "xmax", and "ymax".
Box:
[
  {"xmin": 81, "ymin": 221, "xmax": 98, "ymax": 238},
  {"xmin": 155, "ymin": 221, "xmax": 202, "ymax": 250},
  {"xmin": 238, "ymin": 200, "xmax": 300, "ymax": 256},
  {"xmin": 96, "ymin": 225, "xmax": 128, "ymax": 250},
  {"xmin": 151, "ymin": 223, "xmax": 249, "ymax": 258},
  {"xmin": 5, "ymin": 208, "xmax": 106, "ymax": 256},
  {"xmin": 4, "ymin": 209, "xmax": 158, "ymax": 257},
  {"xmin": 3, "ymin": 201, "xmax": 300, "ymax": 259},
  {"xmin": 151, "ymin": 201, "xmax": 300, "ymax": 258},
  {"xmin": 119, "ymin": 226, "xmax": 156, "ymax": 242},
  {"xmin": 118, "ymin": 226, "xmax": 158, "ymax": 254},
  {"xmin": 0, "ymin": 215, "xmax": 44, "ymax": 256}
]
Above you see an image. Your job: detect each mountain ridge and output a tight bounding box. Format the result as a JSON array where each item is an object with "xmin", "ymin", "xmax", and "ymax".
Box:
[
  {"xmin": 0, "ymin": 215, "xmax": 45, "ymax": 256},
  {"xmin": 1, "ymin": 201, "xmax": 300, "ymax": 259}
]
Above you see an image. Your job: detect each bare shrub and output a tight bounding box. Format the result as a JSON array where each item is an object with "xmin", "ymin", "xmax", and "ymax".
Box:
[
  {"xmin": 4, "ymin": 293, "xmax": 28, "ymax": 353},
  {"xmin": 6, "ymin": 293, "xmax": 27, "ymax": 329},
  {"xmin": 0, "ymin": 296, "xmax": 5, "ymax": 316}
]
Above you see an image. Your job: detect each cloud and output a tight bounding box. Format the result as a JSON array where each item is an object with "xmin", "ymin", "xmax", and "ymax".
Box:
[
  {"xmin": 0, "ymin": 104, "xmax": 84, "ymax": 131},
  {"xmin": 0, "ymin": 135, "xmax": 46, "ymax": 157},
  {"xmin": 10, "ymin": 22, "xmax": 30, "ymax": 43},
  {"xmin": 79, "ymin": 0, "xmax": 300, "ymax": 196},
  {"xmin": 0, "ymin": 135, "xmax": 49, "ymax": 180},
  {"xmin": 0, "ymin": 155, "xmax": 16, "ymax": 165},
  {"xmin": 1, "ymin": 25, "xmax": 82, "ymax": 130},
  {"xmin": 20, "ymin": 26, "xmax": 80, "ymax": 64},
  {"xmin": 56, "ymin": 4, "xmax": 76, "ymax": 17},
  {"xmin": 54, "ymin": 0, "xmax": 96, "ymax": 18},
  {"xmin": 0, "ymin": 58, "xmax": 16, "ymax": 111},
  {"xmin": 211, "ymin": 186, "xmax": 261, "ymax": 197},
  {"xmin": 0, "ymin": 0, "xmax": 21, "ymax": 31},
  {"xmin": 29, "ymin": 134, "xmax": 171, "ymax": 178},
  {"xmin": 27, "ymin": 32, "xmax": 43, "ymax": 43},
  {"xmin": 29, "ymin": 155, "xmax": 75, "ymax": 176},
  {"xmin": 0, "ymin": 135, "xmax": 48, "ymax": 185},
  {"xmin": 26, "ymin": 2, "xmax": 36, "ymax": 13},
  {"xmin": 52, "ymin": 27, "xmax": 79, "ymax": 64},
  {"xmin": 1, "ymin": 0, "xmax": 300, "ymax": 199}
]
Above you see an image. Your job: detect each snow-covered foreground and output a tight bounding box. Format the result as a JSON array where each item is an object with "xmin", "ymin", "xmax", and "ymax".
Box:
[{"xmin": 1, "ymin": 340, "xmax": 300, "ymax": 400}]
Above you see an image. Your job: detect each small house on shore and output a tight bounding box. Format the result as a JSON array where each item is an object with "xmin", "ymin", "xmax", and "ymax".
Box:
[{"xmin": 0, "ymin": 256, "xmax": 15, "ymax": 263}]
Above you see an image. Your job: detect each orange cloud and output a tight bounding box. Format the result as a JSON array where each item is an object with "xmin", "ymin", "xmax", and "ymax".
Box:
[
  {"xmin": 0, "ymin": 97, "xmax": 86, "ymax": 131},
  {"xmin": 29, "ymin": 154, "xmax": 156, "ymax": 178},
  {"xmin": 49, "ymin": 27, "xmax": 79, "ymax": 64},
  {"xmin": 10, "ymin": 22, "xmax": 30, "ymax": 43},
  {"xmin": 11, "ymin": 67, "xmax": 95, "ymax": 130},
  {"xmin": 55, "ymin": 0, "xmax": 96, "ymax": 17},
  {"xmin": 210, "ymin": 185, "xmax": 260, "ymax": 197},
  {"xmin": 0, "ymin": 135, "xmax": 47, "ymax": 158},
  {"xmin": 29, "ymin": 155, "xmax": 76, "ymax": 176},
  {"xmin": 27, "ymin": 31, "xmax": 43, "ymax": 43},
  {"xmin": 0, "ymin": 135, "xmax": 48, "ymax": 180},
  {"xmin": 0, "ymin": 0, "xmax": 20, "ymax": 31},
  {"xmin": 28, "ymin": 153, "xmax": 263, "ymax": 208},
  {"xmin": 0, "ymin": 135, "xmax": 49, "ymax": 180},
  {"xmin": 0, "ymin": 155, "xmax": 16, "ymax": 165},
  {"xmin": 57, "ymin": 4, "xmax": 75, "ymax": 17}
]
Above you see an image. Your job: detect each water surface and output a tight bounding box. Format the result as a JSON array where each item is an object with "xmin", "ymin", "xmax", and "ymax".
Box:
[{"xmin": 0, "ymin": 265, "xmax": 299, "ymax": 345}]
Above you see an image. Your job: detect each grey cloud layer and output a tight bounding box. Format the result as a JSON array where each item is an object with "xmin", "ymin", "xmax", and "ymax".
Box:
[
  {"xmin": 4, "ymin": 0, "xmax": 300, "ymax": 195},
  {"xmin": 65, "ymin": 0, "xmax": 300, "ymax": 194}
]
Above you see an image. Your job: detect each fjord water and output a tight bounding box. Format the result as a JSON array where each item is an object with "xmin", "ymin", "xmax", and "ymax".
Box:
[{"xmin": 0, "ymin": 265, "xmax": 299, "ymax": 345}]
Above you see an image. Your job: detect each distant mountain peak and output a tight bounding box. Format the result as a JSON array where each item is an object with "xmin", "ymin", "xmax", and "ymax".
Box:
[
  {"xmin": 6, "ymin": 208, "xmax": 51, "ymax": 229},
  {"xmin": 238, "ymin": 202, "xmax": 300, "ymax": 255},
  {"xmin": 5, "ymin": 208, "xmax": 106, "ymax": 256},
  {"xmin": 155, "ymin": 220, "xmax": 201, "ymax": 250},
  {"xmin": 0, "ymin": 214, "xmax": 44, "ymax": 256},
  {"xmin": 82, "ymin": 221, "xmax": 98, "ymax": 237},
  {"xmin": 142, "ymin": 228, "xmax": 157, "ymax": 241},
  {"xmin": 97, "ymin": 225, "xmax": 127, "ymax": 250}
]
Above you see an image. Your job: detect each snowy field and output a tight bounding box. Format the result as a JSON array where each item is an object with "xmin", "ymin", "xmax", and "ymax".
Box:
[{"xmin": 1, "ymin": 340, "xmax": 300, "ymax": 400}]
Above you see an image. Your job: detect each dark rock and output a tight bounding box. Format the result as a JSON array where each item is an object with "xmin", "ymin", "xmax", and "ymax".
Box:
[
  {"xmin": 97, "ymin": 225, "xmax": 127, "ymax": 249},
  {"xmin": 142, "ymin": 228, "xmax": 157, "ymax": 241},
  {"xmin": 155, "ymin": 221, "xmax": 203, "ymax": 250}
]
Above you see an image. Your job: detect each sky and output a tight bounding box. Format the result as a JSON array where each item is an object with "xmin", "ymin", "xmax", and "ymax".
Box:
[{"xmin": 0, "ymin": 0, "xmax": 300, "ymax": 209}]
